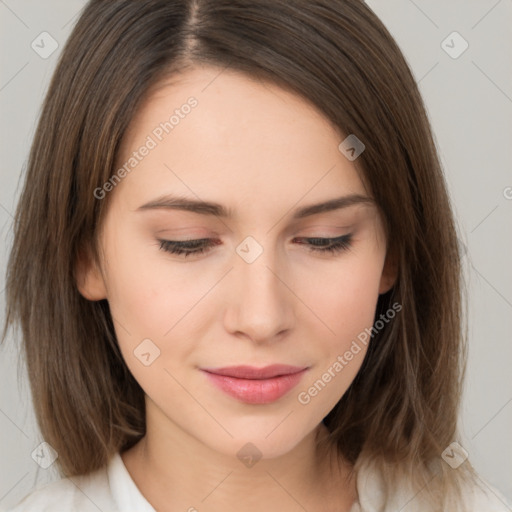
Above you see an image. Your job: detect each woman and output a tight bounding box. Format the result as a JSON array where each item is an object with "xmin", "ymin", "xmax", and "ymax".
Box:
[{"xmin": 3, "ymin": 1, "xmax": 510, "ymax": 510}]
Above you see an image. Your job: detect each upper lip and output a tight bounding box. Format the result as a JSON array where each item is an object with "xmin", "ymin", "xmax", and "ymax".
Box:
[{"xmin": 201, "ymin": 364, "xmax": 308, "ymax": 380}]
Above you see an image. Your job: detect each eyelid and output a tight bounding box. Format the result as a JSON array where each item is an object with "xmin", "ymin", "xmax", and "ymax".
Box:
[
  {"xmin": 296, "ymin": 223, "xmax": 353, "ymax": 231},
  {"xmin": 157, "ymin": 233, "xmax": 353, "ymax": 257}
]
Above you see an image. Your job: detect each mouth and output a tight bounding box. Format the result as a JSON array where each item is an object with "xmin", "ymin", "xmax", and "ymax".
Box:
[{"xmin": 200, "ymin": 364, "xmax": 309, "ymax": 404}]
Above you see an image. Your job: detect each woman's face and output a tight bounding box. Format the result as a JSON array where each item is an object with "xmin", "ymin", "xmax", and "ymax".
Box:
[{"xmin": 80, "ymin": 65, "xmax": 395, "ymax": 460}]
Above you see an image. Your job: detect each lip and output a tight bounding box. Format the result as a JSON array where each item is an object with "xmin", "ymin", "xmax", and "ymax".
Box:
[
  {"xmin": 201, "ymin": 365, "xmax": 309, "ymax": 404},
  {"xmin": 202, "ymin": 364, "xmax": 307, "ymax": 379}
]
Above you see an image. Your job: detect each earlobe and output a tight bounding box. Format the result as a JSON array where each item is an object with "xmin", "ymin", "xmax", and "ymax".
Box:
[
  {"xmin": 75, "ymin": 250, "xmax": 107, "ymax": 301},
  {"xmin": 379, "ymin": 247, "xmax": 399, "ymax": 295}
]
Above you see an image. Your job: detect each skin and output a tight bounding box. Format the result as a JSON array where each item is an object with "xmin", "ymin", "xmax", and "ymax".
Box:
[{"xmin": 78, "ymin": 65, "xmax": 397, "ymax": 512}]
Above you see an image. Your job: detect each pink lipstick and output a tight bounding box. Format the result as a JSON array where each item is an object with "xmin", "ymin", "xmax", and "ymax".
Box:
[{"xmin": 201, "ymin": 364, "xmax": 308, "ymax": 404}]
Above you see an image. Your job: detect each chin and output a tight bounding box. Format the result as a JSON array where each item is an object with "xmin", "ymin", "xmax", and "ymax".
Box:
[{"xmin": 199, "ymin": 418, "xmax": 315, "ymax": 463}]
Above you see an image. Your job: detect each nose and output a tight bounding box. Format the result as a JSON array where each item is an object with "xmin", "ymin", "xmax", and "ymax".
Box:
[{"xmin": 223, "ymin": 245, "xmax": 295, "ymax": 344}]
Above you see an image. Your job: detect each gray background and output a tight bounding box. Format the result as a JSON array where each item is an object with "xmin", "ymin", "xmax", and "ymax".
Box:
[{"xmin": 0, "ymin": 0, "xmax": 511, "ymax": 509}]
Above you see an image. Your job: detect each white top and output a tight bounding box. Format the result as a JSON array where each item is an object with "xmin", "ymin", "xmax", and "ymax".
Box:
[{"xmin": 4, "ymin": 452, "xmax": 511, "ymax": 512}]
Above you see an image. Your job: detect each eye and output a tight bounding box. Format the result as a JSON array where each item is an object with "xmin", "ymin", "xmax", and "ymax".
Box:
[
  {"xmin": 293, "ymin": 234, "xmax": 353, "ymax": 254},
  {"xmin": 158, "ymin": 234, "xmax": 353, "ymax": 257},
  {"xmin": 158, "ymin": 238, "xmax": 219, "ymax": 257}
]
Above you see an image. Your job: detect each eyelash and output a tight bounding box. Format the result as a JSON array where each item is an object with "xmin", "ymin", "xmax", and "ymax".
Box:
[{"xmin": 158, "ymin": 235, "xmax": 353, "ymax": 257}]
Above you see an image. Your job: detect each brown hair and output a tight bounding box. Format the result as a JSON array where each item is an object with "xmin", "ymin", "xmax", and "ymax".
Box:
[{"xmin": 3, "ymin": 0, "xmax": 475, "ymax": 508}]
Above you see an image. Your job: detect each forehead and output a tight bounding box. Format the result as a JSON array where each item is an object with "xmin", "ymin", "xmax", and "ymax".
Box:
[{"xmin": 113, "ymin": 65, "xmax": 369, "ymax": 217}]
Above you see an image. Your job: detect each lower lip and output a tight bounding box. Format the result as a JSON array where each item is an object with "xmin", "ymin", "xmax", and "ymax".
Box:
[{"xmin": 202, "ymin": 369, "xmax": 308, "ymax": 404}]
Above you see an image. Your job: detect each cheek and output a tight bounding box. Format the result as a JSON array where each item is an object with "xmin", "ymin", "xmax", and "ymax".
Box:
[
  {"xmin": 303, "ymin": 252, "xmax": 384, "ymax": 343},
  {"xmin": 103, "ymin": 225, "xmax": 206, "ymax": 337},
  {"xmin": 101, "ymin": 233, "xmax": 217, "ymax": 392},
  {"xmin": 294, "ymin": 256, "xmax": 382, "ymax": 411},
  {"xmin": 103, "ymin": 245, "xmax": 207, "ymax": 398},
  {"xmin": 105, "ymin": 257, "xmax": 179, "ymax": 337}
]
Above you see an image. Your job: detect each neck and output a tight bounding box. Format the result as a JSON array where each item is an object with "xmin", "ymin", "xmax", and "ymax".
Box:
[{"xmin": 121, "ymin": 405, "xmax": 357, "ymax": 512}]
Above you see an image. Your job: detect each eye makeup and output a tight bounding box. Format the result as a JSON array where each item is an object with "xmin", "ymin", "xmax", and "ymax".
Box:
[{"xmin": 157, "ymin": 233, "xmax": 354, "ymax": 258}]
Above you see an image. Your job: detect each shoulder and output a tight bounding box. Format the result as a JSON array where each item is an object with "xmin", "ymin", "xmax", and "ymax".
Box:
[
  {"xmin": 5, "ymin": 452, "xmax": 155, "ymax": 512},
  {"xmin": 5, "ymin": 462, "xmax": 116, "ymax": 512},
  {"xmin": 464, "ymin": 476, "xmax": 512, "ymax": 512},
  {"xmin": 352, "ymin": 459, "xmax": 511, "ymax": 512}
]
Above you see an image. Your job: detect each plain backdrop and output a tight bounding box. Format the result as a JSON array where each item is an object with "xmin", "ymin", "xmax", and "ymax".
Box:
[{"xmin": 0, "ymin": 0, "xmax": 511, "ymax": 509}]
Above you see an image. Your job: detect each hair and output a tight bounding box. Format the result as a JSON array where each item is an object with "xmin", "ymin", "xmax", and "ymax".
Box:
[{"xmin": 3, "ymin": 0, "xmax": 476, "ymax": 509}]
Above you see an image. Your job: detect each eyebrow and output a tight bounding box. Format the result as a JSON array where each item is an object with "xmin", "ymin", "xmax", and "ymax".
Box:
[{"xmin": 136, "ymin": 193, "xmax": 374, "ymax": 219}]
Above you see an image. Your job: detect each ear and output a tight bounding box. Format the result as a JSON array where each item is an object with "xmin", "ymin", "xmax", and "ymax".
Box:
[
  {"xmin": 75, "ymin": 247, "xmax": 107, "ymax": 301},
  {"xmin": 379, "ymin": 245, "xmax": 399, "ymax": 295}
]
